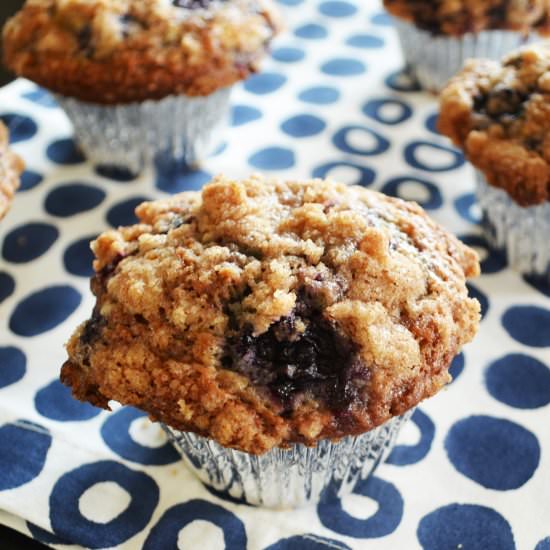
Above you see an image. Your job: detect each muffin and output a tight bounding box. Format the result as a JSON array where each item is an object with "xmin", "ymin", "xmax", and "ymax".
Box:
[
  {"xmin": 439, "ymin": 44, "xmax": 550, "ymax": 281},
  {"xmin": 383, "ymin": 0, "xmax": 550, "ymax": 91},
  {"xmin": 0, "ymin": 121, "xmax": 24, "ymax": 221},
  {"xmin": 61, "ymin": 175, "xmax": 480, "ymax": 507},
  {"xmin": 3, "ymin": 0, "xmax": 280, "ymax": 174}
]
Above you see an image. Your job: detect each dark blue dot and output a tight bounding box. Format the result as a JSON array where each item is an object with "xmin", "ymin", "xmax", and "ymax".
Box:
[
  {"xmin": 449, "ymin": 352, "xmax": 465, "ymax": 383},
  {"xmin": 294, "ymin": 23, "xmax": 328, "ymax": 39},
  {"xmin": 249, "ymin": 147, "xmax": 295, "ymax": 170},
  {"xmin": 95, "ymin": 165, "xmax": 138, "ymax": 183},
  {"xmin": 2, "ymin": 223, "xmax": 59, "ymax": 264},
  {"xmin": 64, "ymin": 235, "xmax": 96, "ymax": 277},
  {"xmin": 106, "ymin": 196, "xmax": 149, "ymax": 227},
  {"xmin": 319, "ymin": 1, "xmax": 357, "ymax": 17},
  {"xmin": 0, "ymin": 272, "xmax": 15, "ymax": 304},
  {"xmin": 0, "ymin": 113, "xmax": 38, "ymax": 143},
  {"xmin": 231, "ymin": 105, "xmax": 262, "ymax": 127},
  {"xmin": 22, "ymin": 88, "xmax": 57, "ymax": 108},
  {"xmin": 272, "ymin": 46, "xmax": 305, "ymax": 63},
  {"xmin": 417, "ymin": 504, "xmax": 515, "ymax": 550},
  {"xmin": 9, "ymin": 285, "xmax": 82, "ymax": 337},
  {"xmin": 363, "ymin": 98, "xmax": 412, "ymax": 125},
  {"xmin": 371, "ymin": 12, "xmax": 393, "ymax": 26},
  {"xmin": 425, "ymin": 113, "xmax": 440, "ymax": 135},
  {"xmin": 266, "ymin": 535, "xmax": 351, "ymax": 550},
  {"xmin": 298, "ymin": 86, "xmax": 340, "ymax": 104},
  {"xmin": 50, "ymin": 460, "xmax": 159, "ymax": 549},
  {"xmin": 381, "ymin": 176, "xmax": 442, "ymax": 209},
  {"xmin": 502, "ymin": 306, "xmax": 550, "ymax": 347},
  {"xmin": 321, "ymin": 58, "xmax": 366, "ymax": 76},
  {"xmin": 281, "ymin": 114, "xmax": 326, "ymax": 138},
  {"xmin": 467, "ymin": 283, "xmax": 489, "ymax": 319},
  {"xmin": 445, "ymin": 415, "xmax": 540, "ymax": 490},
  {"xmin": 404, "ymin": 141, "xmax": 464, "ymax": 172},
  {"xmin": 0, "ymin": 346, "xmax": 26, "ymax": 390},
  {"xmin": 454, "ymin": 193, "xmax": 480, "ymax": 224},
  {"xmin": 333, "ymin": 125, "xmax": 390, "ymax": 156},
  {"xmin": 346, "ymin": 34, "xmax": 384, "ymax": 49},
  {"xmin": 459, "ymin": 234, "xmax": 507, "ymax": 274},
  {"xmin": 19, "ymin": 170, "xmax": 44, "ymax": 192},
  {"xmin": 523, "ymin": 274, "xmax": 550, "ymax": 298},
  {"xmin": 143, "ymin": 500, "xmax": 246, "ymax": 550},
  {"xmin": 156, "ymin": 167, "xmax": 211, "ymax": 193},
  {"xmin": 45, "ymin": 183, "xmax": 105, "ymax": 218},
  {"xmin": 101, "ymin": 407, "xmax": 180, "ymax": 466},
  {"xmin": 35, "ymin": 379, "xmax": 101, "ymax": 422},
  {"xmin": 244, "ymin": 72, "xmax": 287, "ymax": 94},
  {"xmin": 385, "ymin": 69, "xmax": 421, "ymax": 92},
  {"xmin": 46, "ymin": 138, "xmax": 85, "ymax": 165},
  {"xmin": 27, "ymin": 522, "xmax": 70, "ymax": 546},
  {"xmin": 0, "ymin": 420, "xmax": 51, "ymax": 490},
  {"xmin": 318, "ymin": 476, "xmax": 403, "ymax": 538},
  {"xmin": 312, "ymin": 161, "xmax": 375, "ymax": 187},
  {"xmin": 386, "ymin": 408, "xmax": 435, "ymax": 466},
  {"xmin": 536, "ymin": 538, "xmax": 550, "ymax": 550},
  {"xmin": 486, "ymin": 354, "xmax": 550, "ymax": 409}
]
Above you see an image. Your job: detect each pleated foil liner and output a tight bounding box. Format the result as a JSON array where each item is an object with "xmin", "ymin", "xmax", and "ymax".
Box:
[
  {"xmin": 392, "ymin": 19, "xmax": 535, "ymax": 92},
  {"xmin": 476, "ymin": 172, "xmax": 550, "ymax": 281},
  {"xmin": 162, "ymin": 409, "xmax": 413, "ymax": 509},
  {"xmin": 54, "ymin": 87, "xmax": 232, "ymax": 175}
]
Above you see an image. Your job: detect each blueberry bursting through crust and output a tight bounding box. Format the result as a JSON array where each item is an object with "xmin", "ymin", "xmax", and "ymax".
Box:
[{"xmin": 61, "ymin": 176, "xmax": 480, "ymax": 454}]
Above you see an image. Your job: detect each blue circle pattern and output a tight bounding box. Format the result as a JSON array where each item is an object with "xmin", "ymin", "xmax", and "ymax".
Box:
[
  {"xmin": 454, "ymin": 193, "xmax": 480, "ymax": 224},
  {"xmin": 485, "ymin": 354, "xmax": 550, "ymax": 409},
  {"xmin": 266, "ymin": 535, "xmax": 351, "ymax": 550},
  {"xmin": 298, "ymin": 86, "xmax": 340, "ymax": 104},
  {"xmin": 45, "ymin": 183, "xmax": 105, "ymax": 218},
  {"xmin": 502, "ymin": 306, "xmax": 550, "ymax": 347},
  {"xmin": 231, "ymin": 105, "xmax": 262, "ymax": 127},
  {"xmin": 445, "ymin": 415, "xmax": 540, "ymax": 490},
  {"xmin": 460, "ymin": 234, "xmax": 507, "ymax": 274},
  {"xmin": 363, "ymin": 98, "xmax": 412, "ymax": 125},
  {"xmin": 46, "ymin": 138, "xmax": 86, "ymax": 164},
  {"xmin": 95, "ymin": 165, "xmax": 138, "ymax": 182},
  {"xmin": 244, "ymin": 73, "xmax": 287, "ymax": 94},
  {"xmin": 404, "ymin": 141, "xmax": 464, "ymax": 172},
  {"xmin": 318, "ymin": 476, "xmax": 403, "ymax": 538},
  {"xmin": 536, "ymin": 538, "xmax": 550, "ymax": 550},
  {"xmin": 0, "ymin": 346, "xmax": 26, "ymax": 390},
  {"xmin": 19, "ymin": 170, "xmax": 44, "ymax": 191},
  {"xmin": 63, "ymin": 235, "xmax": 96, "ymax": 277},
  {"xmin": 346, "ymin": 34, "xmax": 384, "ymax": 49},
  {"xmin": 249, "ymin": 147, "xmax": 295, "ymax": 170},
  {"xmin": 22, "ymin": 88, "xmax": 57, "ymax": 108},
  {"xmin": 2, "ymin": 223, "xmax": 59, "ymax": 263},
  {"xmin": 143, "ymin": 500, "xmax": 246, "ymax": 550},
  {"xmin": 312, "ymin": 161, "xmax": 375, "ymax": 187},
  {"xmin": 101, "ymin": 407, "xmax": 180, "ymax": 466},
  {"xmin": 294, "ymin": 23, "xmax": 328, "ymax": 39},
  {"xmin": 387, "ymin": 409, "xmax": 435, "ymax": 466},
  {"xmin": 9, "ymin": 285, "xmax": 82, "ymax": 337},
  {"xmin": 449, "ymin": 352, "xmax": 465, "ymax": 382},
  {"xmin": 35, "ymin": 380, "xmax": 101, "ymax": 422},
  {"xmin": 319, "ymin": 1, "xmax": 357, "ymax": 17},
  {"xmin": 0, "ymin": 113, "xmax": 38, "ymax": 143},
  {"xmin": 156, "ymin": 167, "xmax": 211, "ymax": 193},
  {"xmin": 417, "ymin": 504, "xmax": 515, "ymax": 550},
  {"xmin": 321, "ymin": 58, "xmax": 366, "ymax": 76},
  {"xmin": 27, "ymin": 522, "xmax": 70, "ymax": 546},
  {"xmin": 272, "ymin": 47, "xmax": 306, "ymax": 63},
  {"xmin": 0, "ymin": 421, "xmax": 51, "ymax": 491},
  {"xmin": 0, "ymin": 272, "xmax": 15, "ymax": 303},
  {"xmin": 523, "ymin": 275, "xmax": 550, "ymax": 298},
  {"xmin": 385, "ymin": 69, "xmax": 421, "ymax": 92},
  {"xmin": 50, "ymin": 461, "xmax": 159, "ymax": 549},
  {"xmin": 106, "ymin": 196, "xmax": 150, "ymax": 227},
  {"xmin": 467, "ymin": 283, "xmax": 489, "ymax": 320},
  {"xmin": 281, "ymin": 114, "xmax": 326, "ymax": 138},
  {"xmin": 381, "ymin": 176, "xmax": 442, "ymax": 210},
  {"xmin": 333, "ymin": 125, "xmax": 390, "ymax": 156}
]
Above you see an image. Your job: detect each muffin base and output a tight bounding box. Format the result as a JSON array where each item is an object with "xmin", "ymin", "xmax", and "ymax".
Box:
[
  {"xmin": 393, "ymin": 19, "xmax": 535, "ymax": 92},
  {"xmin": 162, "ymin": 410, "xmax": 413, "ymax": 509},
  {"xmin": 55, "ymin": 88, "xmax": 232, "ymax": 175},
  {"xmin": 476, "ymin": 172, "xmax": 550, "ymax": 281}
]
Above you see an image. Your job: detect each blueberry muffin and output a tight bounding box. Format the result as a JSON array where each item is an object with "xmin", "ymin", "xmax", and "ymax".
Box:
[
  {"xmin": 0, "ymin": 122, "xmax": 24, "ymax": 221},
  {"xmin": 383, "ymin": 0, "xmax": 549, "ymax": 91},
  {"xmin": 3, "ymin": 0, "xmax": 280, "ymax": 172},
  {"xmin": 439, "ymin": 43, "xmax": 550, "ymax": 279}
]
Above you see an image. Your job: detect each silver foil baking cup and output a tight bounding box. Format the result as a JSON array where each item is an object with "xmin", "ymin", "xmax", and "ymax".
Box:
[
  {"xmin": 392, "ymin": 19, "xmax": 535, "ymax": 92},
  {"xmin": 162, "ymin": 409, "xmax": 413, "ymax": 509},
  {"xmin": 54, "ymin": 87, "xmax": 232, "ymax": 174},
  {"xmin": 476, "ymin": 171, "xmax": 550, "ymax": 281}
]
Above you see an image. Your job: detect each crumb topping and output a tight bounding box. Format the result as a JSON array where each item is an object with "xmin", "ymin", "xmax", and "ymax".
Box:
[{"xmin": 0, "ymin": 121, "xmax": 24, "ymax": 221}]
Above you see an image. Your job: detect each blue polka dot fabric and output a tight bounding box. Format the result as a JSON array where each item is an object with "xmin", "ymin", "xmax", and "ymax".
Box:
[{"xmin": 0, "ymin": 1, "xmax": 549, "ymax": 548}]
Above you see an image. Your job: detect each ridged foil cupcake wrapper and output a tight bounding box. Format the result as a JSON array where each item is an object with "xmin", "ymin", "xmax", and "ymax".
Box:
[
  {"xmin": 162, "ymin": 409, "xmax": 413, "ymax": 509},
  {"xmin": 393, "ymin": 19, "xmax": 536, "ymax": 92},
  {"xmin": 54, "ymin": 87, "xmax": 232, "ymax": 175},
  {"xmin": 476, "ymin": 172, "xmax": 550, "ymax": 281}
]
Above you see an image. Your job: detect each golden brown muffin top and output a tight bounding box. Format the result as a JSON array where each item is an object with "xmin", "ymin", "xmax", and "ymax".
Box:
[
  {"xmin": 439, "ymin": 43, "xmax": 550, "ymax": 206},
  {"xmin": 383, "ymin": 0, "xmax": 550, "ymax": 36},
  {"xmin": 62, "ymin": 175, "xmax": 480, "ymax": 454},
  {"xmin": 0, "ymin": 121, "xmax": 24, "ymax": 221},
  {"xmin": 3, "ymin": 0, "xmax": 280, "ymax": 103}
]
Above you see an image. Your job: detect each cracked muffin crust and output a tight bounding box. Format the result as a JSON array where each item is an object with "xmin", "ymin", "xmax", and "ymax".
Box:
[
  {"xmin": 62, "ymin": 175, "xmax": 480, "ymax": 454},
  {"xmin": 439, "ymin": 44, "xmax": 550, "ymax": 206},
  {"xmin": 0, "ymin": 122, "xmax": 24, "ymax": 221},
  {"xmin": 3, "ymin": 0, "xmax": 280, "ymax": 103},
  {"xmin": 383, "ymin": 0, "xmax": 550, "ymax": 36}
]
